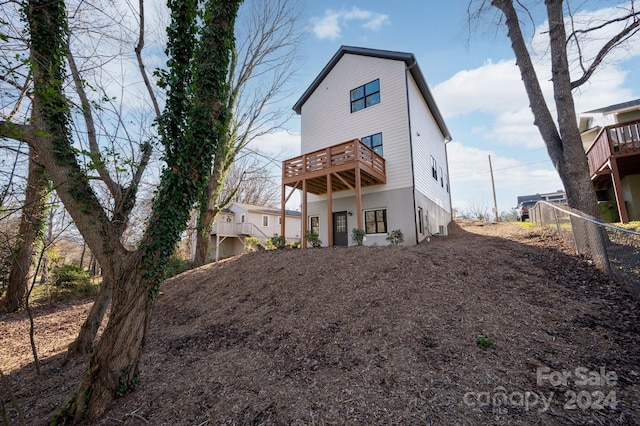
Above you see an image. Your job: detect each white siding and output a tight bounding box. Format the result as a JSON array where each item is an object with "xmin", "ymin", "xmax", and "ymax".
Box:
[
  {"xmin": 300, "ymin": 54, "xmax": 413, "ymax": 191},
  {"xmin": 407, "ymin": 74, "xmax": 451, "ymax": 213}
]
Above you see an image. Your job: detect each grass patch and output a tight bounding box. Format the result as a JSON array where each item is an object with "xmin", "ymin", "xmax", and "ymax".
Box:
[
  {"xmin": 30, "ymin": 277, "xmax": 100, "ymax": 305},
  {"xmin": 614, "ymin": 221, "xmax": 640, "ymax": 232},
  {"xmin": 475, "ymin": 336, "xmax": 493, "ymax": 349},
  {"xmin": 512, "ymin": 221, "xmax": 534, "ymax": 228}
]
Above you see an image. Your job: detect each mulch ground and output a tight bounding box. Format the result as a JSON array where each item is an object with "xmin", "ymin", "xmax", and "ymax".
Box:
[{"xmin": 2, "ymin": 219, "xmax": 639, "ymax": 425}]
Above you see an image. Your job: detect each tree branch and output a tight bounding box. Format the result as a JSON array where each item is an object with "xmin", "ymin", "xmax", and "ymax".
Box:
[{"xmin": 571, "ymin": 17, "xmax": 640, "ymax": 89}]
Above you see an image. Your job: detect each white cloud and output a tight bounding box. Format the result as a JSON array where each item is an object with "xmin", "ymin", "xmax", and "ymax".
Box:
[
  {"xmin": 433, "ymin": 59, "xmax": 528, "ymax": 118},
  {"xmin": 310, "ymin": 7, "xmax": 390, "ymax": 40},
  {"xmin": 310, "ymin": 10, "xmax": 342, "ymax": 40}
]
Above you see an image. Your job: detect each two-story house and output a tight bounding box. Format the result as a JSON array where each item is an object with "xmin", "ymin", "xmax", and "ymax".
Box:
[
  {"xmin": 280, "ymin": 46, "xmax": 452, "ymax": 247},
  {"xmin": 580, "ymin": 98, "xmax": 640, "ymax": 222},
  {"xmin": 209, "ymin": 202, "xmax": 301, "ymax": 260}
]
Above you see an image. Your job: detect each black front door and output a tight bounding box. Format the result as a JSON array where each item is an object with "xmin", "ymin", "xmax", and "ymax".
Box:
[{"xmin": 333, "ymin": 211, "xmax": 348, "ymax": 246}]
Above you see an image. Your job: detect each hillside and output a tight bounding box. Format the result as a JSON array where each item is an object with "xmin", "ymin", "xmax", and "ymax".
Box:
[{"xmin": 2, "ymin": 219, "xmax": 640, "ymax": 425}]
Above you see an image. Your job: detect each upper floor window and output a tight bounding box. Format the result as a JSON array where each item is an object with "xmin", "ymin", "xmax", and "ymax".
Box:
[
  {"xmin": 361, "ymin": 132, "xmax": 383, "ymax": 156},
  {"xmin": 350, "ymin": 79, "xmax": 380, "ymax": 113},
  {"xmin": 439, "ymin": 166, "xmax": 443, "ymax": 187},
  {"xmin": 431, "ymin": 156, "xmax": 438, "ymax": 180}
]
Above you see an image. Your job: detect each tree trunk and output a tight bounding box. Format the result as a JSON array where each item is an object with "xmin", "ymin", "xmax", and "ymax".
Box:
[
  {"xmin": 5, "ymin": 147, "xmax": 49, "ymax": 312},
  {"xmin": 66, "ymin": 278, "xmax": 112, "ymax": 357},
  {"xmin": 193, "ymin": 163, "xmax": 227, "ymax": 266},
  {"xmin": 56, "ymin": 257, "xmax": 152, "ymax": 421},
  {"xmin": 492, "ymin": 0, "xmax": 600, "ymax": 218},
  {"xmin": 49, "ymin": 0, "xmax": 242, "ymax": 420},
  {"xmin": 545, "ymin": 0, "xmax": 600, "ymax": 218}
]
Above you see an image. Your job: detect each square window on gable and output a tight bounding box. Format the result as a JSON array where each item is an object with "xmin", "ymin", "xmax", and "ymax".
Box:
[{"xmin": 350, "ymin": 79, "xmax": 380, "ymax": 113}]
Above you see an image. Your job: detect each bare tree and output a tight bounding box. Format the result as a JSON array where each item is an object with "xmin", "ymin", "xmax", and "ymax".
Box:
[
  {"xmin": 4, "ymin": 149, "xmax": 49, "ymax": 312},
  {"xmin": 221, "ymin": 153, "xmax": 281, "ymax": 208},
  {"xmin": 472, "ymin": 0, "xmax": 640, "ymax": 218},
  {"xmin": 193, "ymin": 0, "xmax": 303, "ymax": 266},
  {"xmin": 64, "ymin": 0, "xmax": 156, "ymax": 356},
  {"xmin": 466, "ymin": 199, "xmax": 492, "ymax": 221},
  {"xmin": 4, "ymin": 0, "xmax": 241, "ymax": 420}
]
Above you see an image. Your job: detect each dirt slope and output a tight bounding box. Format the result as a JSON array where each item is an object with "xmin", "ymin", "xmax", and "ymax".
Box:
[{"xmin": 2, "ymin": 219, "xmax": 640, "ymax": 425}]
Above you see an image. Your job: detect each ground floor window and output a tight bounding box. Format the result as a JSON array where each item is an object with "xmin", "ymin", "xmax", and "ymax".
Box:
[
  {"xmin": 262, "ymin": 215, "xmax": 269, "ymax": 227},
  {"xmin": 364, "ymin": 209, "xmax": 387, "ymax": 234},
  {"xmin": 310, "ymin": 216, "xmax": 319, "ymax": 235}
]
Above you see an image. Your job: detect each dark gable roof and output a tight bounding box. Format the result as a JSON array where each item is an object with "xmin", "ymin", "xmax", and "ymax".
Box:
[
  {"xmin": 584, "ymin": 98, "xmax": 640, "ymax": 114},
  {"xmin": 256, "ymin": 208, "xmax": 302, "ymax": 217},
  {"xmin": 292, "ymin": 45, "xmax": 451, "ymax": 141}
]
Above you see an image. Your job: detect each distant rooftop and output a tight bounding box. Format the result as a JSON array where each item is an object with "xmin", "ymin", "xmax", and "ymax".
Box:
[{"xmin": 583, "ymin": 98, "xmax": 640, "ymax": 115}]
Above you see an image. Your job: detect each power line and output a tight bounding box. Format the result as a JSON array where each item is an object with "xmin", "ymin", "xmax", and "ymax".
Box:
[{"xmin": 453, "ymin": 159, "xmax": 551, "ymax": 179}]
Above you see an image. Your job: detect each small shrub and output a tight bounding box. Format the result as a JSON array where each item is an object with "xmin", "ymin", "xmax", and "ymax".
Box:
[
  {"xmin": 269, "ymin": 235, "xmax": 286, "ymax": 249},
  {"xmin": 475, "ymin": 336, "xmax": 493, "ymax": 349},
  {"xmin": 245, "ymin": 236, "xmax": 260, "ymax": 252},
  {"xmin": 386, "ymin": 229, "xmax": 404, "ymax": 245},
  {"xmin": 289, "ymin": 241, "xmax": 301, "ymax": 249},
  {"xmin": 52, "ymin": 264, "xmax": 91, "ymax": 288},
  {"xmin": 163, "ymin": 256, "xmax": 191, "ymax": 279},
  {"xmin": 264, "ymin": 239, "xmax": 276, "ymax": 250},
  {"xmin": 351, "ymin": 228, "xmax": 365, "ymax": 246},
  {"xmin": 304, "ymin": 230, "xmax": 322, "ymax": 248}
]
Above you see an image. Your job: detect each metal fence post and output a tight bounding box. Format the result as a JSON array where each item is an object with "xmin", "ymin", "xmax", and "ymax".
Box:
[
  {"xmin": 552, "ymin": 207, "xmax": 560, "ymax": 234},
  {"xmin": 598, "ymin": 226, "xmax": 613, "ymax": 280},
  {"xmin": 569, "ymin": 215, "xmax": 580, "ymax": 255}
]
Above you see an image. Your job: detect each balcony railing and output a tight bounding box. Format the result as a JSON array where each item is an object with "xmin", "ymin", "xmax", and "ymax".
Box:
[
  {"xmin": 214, "ymin": 222, "xmax": 254, "ymax": 236},
  {"xmin": 283, "ymin": 139, "xmax": 386, "ymax": 182},
  {"xmin": 586, "ymin": 119, "xmax": 640, "ymax": 177}
]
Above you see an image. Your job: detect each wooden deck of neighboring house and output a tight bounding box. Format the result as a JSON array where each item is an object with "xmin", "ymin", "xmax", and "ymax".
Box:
[{"xmin": 586, "ymin": 119, "xmax": 640, "ymax": 222}]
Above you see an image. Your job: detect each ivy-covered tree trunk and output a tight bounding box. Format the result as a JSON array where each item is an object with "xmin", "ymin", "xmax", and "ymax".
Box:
[
  {"xmin": 193, "ymin": 150, "xmax": 234, "ymax": 266},
  {"xmin": 40, "ymin": 0, "xmax": 243, "ymax": 421},
  {"xmin": 5, "ymin": 147, "xmax": 49, "ymax": 312}
]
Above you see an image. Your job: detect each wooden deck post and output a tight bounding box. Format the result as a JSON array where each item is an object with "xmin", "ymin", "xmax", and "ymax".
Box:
[
  {"xmin": 280, "ymin": 182, "xmax": 286, "ymax": 238},
  {"xmin": 327, "ymin": 173, "xmax": 333, "ymax": 247},
  {"xmin": 302, "ymin": 178, "xmax": 307, "ymax": 248},
  {"xmin": 355, "ymin": 166, "xmax": 363, "ymax": 230},
  {"xmin": 610, "ymin": 158, "xmax": 629, "ymax": 223}
]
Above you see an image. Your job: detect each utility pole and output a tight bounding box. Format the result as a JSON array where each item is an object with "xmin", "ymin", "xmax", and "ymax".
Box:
[{"xmin": 488, "ymin": 155, "xmax": 499, "ymax": 222}]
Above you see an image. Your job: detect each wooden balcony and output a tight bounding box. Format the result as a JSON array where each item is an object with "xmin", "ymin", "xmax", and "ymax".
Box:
[
  {"xmin": 586, "ymin": 119, "xmax": 640, "ymax": 178},
  {"xmin": 214, "ymin": 222, "xmax": 254, "ymax": 236},
  {"xmin": 282, "ymin": 139, "xmax": 386, "ymax": 194}
]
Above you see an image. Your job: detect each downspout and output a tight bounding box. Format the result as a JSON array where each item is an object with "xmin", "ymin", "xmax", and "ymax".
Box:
[
  {"xmin": 444, "ymin": 135, "xmax": 453, "ymax": 222},
  {"xmin": 405, "ymin": 60, "xmax": 419, "ymax": 245}
]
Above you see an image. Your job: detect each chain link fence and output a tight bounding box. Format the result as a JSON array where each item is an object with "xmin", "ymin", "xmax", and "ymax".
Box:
[{"xmin": 530, "ymin": 201, "xmax": 640, "ymax": 296}]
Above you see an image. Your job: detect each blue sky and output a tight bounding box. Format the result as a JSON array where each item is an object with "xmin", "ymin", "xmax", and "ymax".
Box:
[{"xmin": 258, "ymin": 0, "xmax": 640, "ymax": 215}]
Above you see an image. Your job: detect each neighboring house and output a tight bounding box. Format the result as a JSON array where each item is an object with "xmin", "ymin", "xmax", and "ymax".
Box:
[
  {"xmin": 281, "ymin": 46, "xmax": 452, "ymax": 247},
  {"xmin": 580, "ymin": 99, "xmax": 640, "ymax": 222},
  {"xmin": 210, "ymin": 202, "xmax": 301, "ymax": 260},
  {"xmin": 516, "ymin": 190, "xmax": 566, "ymax": 206}
]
